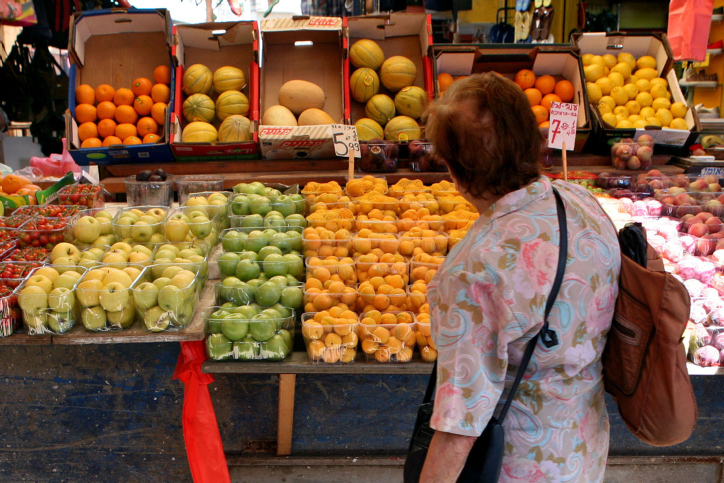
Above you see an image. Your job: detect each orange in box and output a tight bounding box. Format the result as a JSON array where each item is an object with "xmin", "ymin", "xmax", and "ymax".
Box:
[
  {"xmin": 356, "ymin": 279, "xmax": 409, "ymax": 313},
  {"xmin": 358, "ymin": 310, "xmax": 417, "ymax": 363},
  {"xmin": 346, "ymin": 175, "xmax": 388, "ymax": 197},
  {"xmin": 351, "ymin": 191, "xmax": 399, "ymax": 216},
  {"xmin": 410, "ymin": 254, "xmax": 445, "ymax": 283},
  {"xmin": 306, "ymin": 207, "xmax": 355, "ymax": 231},
  {"xmin": 302, "ymin": 226, "xmax": 353, "ymax": 258},
  {"xmin": 302, "ymin": 310, "xmax": 359, "ymax": 363},
  {"xmin": 352, "ymin": 230, "xmax": 400, "ymax": 258},
  {"xmin": 355, "ymin": 252, "xmax": 409, "ymax": 285},
  {"xmin": 399, "ymin": 227, "xmax": 449, "ymax": 257},
  {"xmin": 304, "ymin": 277, "xmax": 357, "ymax": 313},
  {"xmin": 355, "ymin": 211, "xmax": 399, "ymax": 233},
  {"xmin": 306, "ymin": 256, "xmax": 357, "ymax": 286}
]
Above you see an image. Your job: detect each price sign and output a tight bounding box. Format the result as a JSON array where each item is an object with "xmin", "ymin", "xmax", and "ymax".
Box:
[
  {"xmin": 330, "ymin": 125, "xmax": 361, "ymax": 159},
  {"xmin": 547, "ymin": 102, "xmax": 578, "ymax": 151}
]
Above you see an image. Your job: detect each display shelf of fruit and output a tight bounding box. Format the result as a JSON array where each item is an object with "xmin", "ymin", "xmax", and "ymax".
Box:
[
  {"xmin": 302, "ymin": 311, "xmax": 360, "ymax": 364},
  {"xmin": 124, "ymin": 170, "xmax": 173, "ymax": 207},
  {"xmin": 352, "ymin": 231, "xmax": 401, "ymax": 258},
  {"xmin": 18, "ymin": 217, "xmax": 75, "ymax": 250},
  {"xmin": 221, "ymin": 227, "xmax": 303, "ymax": 256},
  {"xmin": 302, "ymin": 227, "xmax": 353, "ymax": 258},
  {"xmin": 580, "ymin": 52, "xmax": 690, "ymax": 130},
  {"xmin": 354, "ymin": 253, "xmax": 408, "ymax": 286},
  {"xmin": 176, "ymin": 176, "xmax": 226, "ymax": 204},
  {"xmin": 303, "ymin": 281, "xmax": 358, "ymax": 314},
  {"xmin": 165, "ymin": 207, "xmax": 220, "ymax": 247},
  {"xmin": 182, "ymin": 191, "xmax": 232, "ymax": 229},
  {"xmin": 358, "ymin": 141, "xmax": 400, "ymax": 173},
  {"xmin": 56, "ymin": 184, "xmax": 104, "ymax": 208},
  {"xmin": 306, "ymin": 256, "xmax": 357, "ymax": 288},
  {"xmin": 358, "ymin": 311, "xmax": 417, "ymax": 363},
  {"xmin": 610, "ymin": 135, "xmax": 655, "ymax": 170},
  {"xmin": 112, "ymin": 206, "xmax": 169, "ymax": 245},
  {"xmin": 74, "ymin": 266, "xmax": 149, "ymax": 331},
  {"xmin": 305, "ymin": 208, "xmax": 355, "ymax": 231},
  {"xmin": 0, "ymin": 280, "xmax": 20, "ymax": 337},
  {"xmin": 354, "ymin": 214, "xmax": 400, "ymax": 234},
  {"xmin": 215, "ymin": 278, "xmax": 304, "ymax": 315},
  {"xmin": 230, "ymin": 191, "xmax": 305, "ymax": 218},
  {"xmin": 204, "ymin": 306, "xmax": 294, "ymax": 362},
  {"xmin": 409, "ymin": 141, "xmax": 447, "ymax": 172},
  {"xmin": 17, "ymin": 266, "xmax": 86, "ymax": 335},
  {"xmin": 218, "ymin": 249, "xmax": 304, "ymax": 283},
  {"xmin": 132, "ymin": 264, "xmax": 201, "ymax": 332}
]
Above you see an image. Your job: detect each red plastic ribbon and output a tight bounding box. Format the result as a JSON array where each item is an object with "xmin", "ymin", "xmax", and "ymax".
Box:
[{"xmin": 173, "ymin": 340, "xmax": 230, "ymax": 483}]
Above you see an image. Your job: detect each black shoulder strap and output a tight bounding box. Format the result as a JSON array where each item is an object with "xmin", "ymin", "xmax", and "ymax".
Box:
[{"xmin": 424, "ymin": 187, "xmax": 568, "ymax": 415}]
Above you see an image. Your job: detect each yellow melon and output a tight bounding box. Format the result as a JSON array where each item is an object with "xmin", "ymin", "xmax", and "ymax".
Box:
[
  {"xmin": 350, "ymin": 68, "xmax": 380, "ymax": 104},
  {"xmin": 216, "ymin": 90, "xmax": 249, "ymax": 121},
  {"xmin": 394, "ymin": 86, "xmax": 427, "ymax": 120},
  {"xmin": 384, "ymin": 116, "xmax": 421, "ymax": 142},
  {"xmin": 218, "ymin": 115, "xmax": 251, "ymax": 142},
  {"xmin": 183, "ymin": 94, "xmax": 215, "ymax": 123},
  {"xmin": 262, "ymin": 105, "xmax": 298, "ymax": 126},
  {"xmin": 182, "ymin": 121, "xmax": 217, "ymax": 143},
  {"xmin": 298, "ymin": 109, "xmax": 335, "ymax": 125},
  {"xmin": 355, "ymin": 118, "xmax": 384, "ymax": 141},
  {"xmin": 350, "ymin": 39, "xmax": 385, "ymax": 70},
  {"xmin": 182, "ymin": 64, "xmax": 213, "ymax": 95},
  {"xmin": 278, "ymin": 80, "xmax": 325, "ymax": 115},
  {"xmin": 365, "ymin": 94, "xmax": 396, "ymax": 126},
  {"xmin": 379, "ymin": 56, "xmax": 417, "ymax": 92},
  {"xmin": 213, "ymin": 66, "xmax": 246, "ymax": 93}
]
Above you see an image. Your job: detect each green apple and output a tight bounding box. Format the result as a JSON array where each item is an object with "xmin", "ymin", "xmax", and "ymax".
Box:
[
  {"xmin": 264, "ymin": 334, "xmax": 289, "ymax": 360},
  {"xmin": 175, "ymin": 303, "xmax": 194, "ymax": 328},
  {"xmin": 244, "ymin": 230, "xmax": 269, "ymax": 253},
  {"xmin": 186, "ymin": 196, "xmax": 209, "ymax": 208},
  {"xmin": 95, "ymin": 210, "xmax": 114, "ymax": 221},
  {"xmin": 76, "ymin": 279, "xmax": 103, "ymax": 307},
  {"xmin": 207, "ymin": 309, "xmax": 227, "ymax": 334},
  {"xmin": 81, "ymin": 306, "xmax": 107, "ymax": 330},
  {"xmin": 219, "ymin": 252, "xmax": 240, "ymax": 277},
  {"xmin": 148, "ymin": 233, "xmax": 166, "ymax": 244},
  {"xmin": 53, "ymin": 273, "xmax": 79, "ymax": 291},
  {"xmin": 255, "ymin": 281, "xmax": 281, "ymax": 307},
  {"xmin": 282, "ymin": 254, "xmax": 304, "ymax": 279},
  {"xmin": 238, "ymin": 251, "xmax": 258, "ymax": 262},
  {"xmin": 48, "ymin": 311, "xmax": 73, "ymax": 333},
  {"xmin": 158, "ymin": 285, "xmax": 182, "ymax": 312},
  {"xmin": 232, "ymin": 304, "xmax": 258, "ymax": 319},
  {"xmin": 234, "ymin": 336, "xmax": 260, "ymax": 360},
  {"xmin": 170, "ymin": 270, "xmax": 196, "ymax": 289},
  {"xmin": 143, "ymin": 306, "xmax": 169, "ymax": 332},
  {"xmin": 190, "ymin": 216, "xmax": 212, "ymax": 239},
  {"xmin": 161, "ymin": 266, "xmax": 184, "ymax": 280},
  {"xmin": 115, "ymin": 216, "xmax": 134, "ymax": 238},
  {"xmin": 138, "ymin": 214, "xmax": 160, "ymax": 226},
  {"xmin": 290, "ymin": 193, "xmax": 305, "ymax": 213},
  {"xmin": 99, "ymin": 282, "xmax": 129, "ymax": 312},
  {"xmin": 107, "ymin": 301, "xmax": 136, "ymax": 329},
  {"xmin": 23, "ymin": 312, "xmax": 48, "ymax": 334},
  {"xmin": 269, "ymin": 232, "xmax": 292, "ymax": 253},
  {"xmin": 133, "ymin": 282, "xmax": 159, "ymax": 310},
  {"xmin": 74, "ymin": 216, "xmax": 102, "ymax": 244},
  {"xmin": 178, "ymin": 248, "xmax": 199, "ymax": 260},
  {"xmin": 241, "ymin": 214, "xmax": 264, "ymax": 228},
  {"xmin": 285, "ymin": 214, "xmax": 307, "ymax": 230},
  {"xmin": 286, "ymin": 230, "xmax": 303, "ymax": 251},
  {"xmin": 273, "ymin": 195, "xmax": 296, "ymax": 217},
  {"xmin": 250, "ymin": 313, "xmax": 276, "ymax": 341},
  {"xmin": 281, "ymin": 286, "xmax": 303, "ymax": 310},
  {"xmin": 279, "ymin": 329, "xmax": 293, "ymax": 353},
  {"xmin": 235, "ymin": 259, "xmax": 261, "ymax": 282},
  {"xmin": 131, "ymin": 221, "xmax": 153, "ymax": 243},
  {"xmin": 269, "ymin": 275, "xmax": 289, "ymax": 288},
  {"xmin": 231, "ymin": 195, "xmax": 251, "ymax": 216},
  {"xmin": 262, "ymin": 254, "xmax": 287, "ymax": 278},
  {"xmin": 18, "ymin": 285, "xmax": 48, "ymax": 313},
  {"xmin": 206, "ymin": 334, "xmax": 233, "ymax": 360},
  {"xmin": 154, "ymin": 249, "xmax": 177, "ymax": 261},
  {"xmin": 258, "ymin": 245, "xmax": 282, "ymax": 261},
  {"xmin": 231, "ymin": 281, "xmax": 255, "ymax": 306},
  {"xmin": 221, "ymin": 231, "xmax": 246, "ymax": 252},
  {"xmin": 264, "ymin": 212, "xmax": 286, "ymax": 229},
  {"xmin": 265, "ymin": 188, "xmax": 281, "ymax": 197},
  {"xmin": 52, "ymin": 258, "xmax": 77, "ymax": 274},
  {"xmin": 153, "ymin": 277, "xmax": 172, "ymax": 291},
  {"xmin": 221, "ymin": 316, "xmax": 249, "ymax": 341},
  {"xmin": 51, "ymin": 243, "xmax": 81, "ymax": 264},
  {"xmin": 97, "ymin": 217, "xmax": 113, "ymax": 236},
  {"xmin": 48, "ymin": 287, "xmax": 75, "ymax": 312}
]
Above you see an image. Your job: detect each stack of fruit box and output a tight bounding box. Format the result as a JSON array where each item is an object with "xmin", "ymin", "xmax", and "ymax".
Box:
[
  {"xmin": 170, "ymin": 21, "xmax": 260, "ymax": 161},
  {"xmin": 571, "ymin": 32, "xmax": 701, "ymax": 155},
  {"xmin": 257, "ymin": 16, "xmax": 346, "ymax": 159},
  {"xmin": 65, "ymin": 8, "xmax": 176, "ymax": 165},
  {"xmin": 431, "ymin": 43, "xmax": 592, "ymax": 152}
]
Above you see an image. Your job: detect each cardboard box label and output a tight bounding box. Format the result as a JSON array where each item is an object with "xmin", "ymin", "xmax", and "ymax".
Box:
[{"xmin": 261, "ymin": 16, "xmax": 342, "ymax": 31}]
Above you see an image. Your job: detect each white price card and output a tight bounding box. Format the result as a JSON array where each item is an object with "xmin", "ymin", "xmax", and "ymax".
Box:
[
  {"xmin": 547, "ymin": 102, "xmax": 578, "ymax": 151},
  {"xmin": 330, "ymin": 124, "xmax": 361, "ymax": 158}
]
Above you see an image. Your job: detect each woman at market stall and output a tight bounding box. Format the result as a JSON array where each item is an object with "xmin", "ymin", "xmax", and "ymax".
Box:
[{"xmin": 418, "ymin": 73, "xmax": 621, "ymax": 482}]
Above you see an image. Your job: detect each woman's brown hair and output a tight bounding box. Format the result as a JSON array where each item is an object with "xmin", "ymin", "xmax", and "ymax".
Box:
[{"xmin": 423, "ymin": 73, "xmax": 543, "ymax": 200}]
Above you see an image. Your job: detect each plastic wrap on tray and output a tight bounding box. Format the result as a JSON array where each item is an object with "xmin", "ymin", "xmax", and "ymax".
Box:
[
  {"xmin": 132, "ymin": 263, "xmax": 201, "ymax": 332},
  {"xmin": 302, "ymin": 311, "xmax": 360, "ymax": 363},
  {"xmin": 112, "ymin": 206, "xmax": 170, "ymax": 245},
  {"xmin": 358, "ymin": 311, "xmax": 417, "ymax": 363},
  {"xmin": 176, "ymin": 176, "xmax": 225, "ymax": 204},
  {"xmin": 215, "ymin": 279, "xmax": 304, "ymax": 316}
]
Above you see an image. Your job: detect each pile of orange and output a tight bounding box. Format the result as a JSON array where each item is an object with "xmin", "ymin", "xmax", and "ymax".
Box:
[
  {"xmin": 302, "ymin": 309, "xmax": 359, "ymax": 363},
  {"xmin": 74, "ymin": 64, "xmax": 171, "ymax": 148},
  {"xmin": 352, "ymin": 230, "xmax": 400, "ymax": 258},
  {"xmin": 358, "ymin": 311, "xmax": 416, "ymax": 362},
  {"xmin": 399, "ymin": 227, "xmax": 448, "ymax": 257},
  {"xmin": 514, "ymin": 69, "xmax": 575, "ymax": 128},
  {"xmin": 304, "ymin": 278, "xmax": 357, "ymax": 313},
  {"xmin": 306, "ymin": 256, "xmax": 358, "ymax": 286},
  {"xmin": 354, "ymin": 211, "xmax": 399, "ymax": 233},
  {"xmin": 437, "ymin": 72, "xmax": 467, "ymax": 97},
  {"xmin": 357, "ymin": 278, "xmax": 409, "ymax": 314},
  {"xmin": 355, "ymin": 252, "xmax": 408, "ymax": 284},
  {"xmin": 414, "ymin": 311, "xmax": 437, "ymax": 361},
  {"xmin": 302, "ymin": 226, "xmax": 353, "ymax": 258}
]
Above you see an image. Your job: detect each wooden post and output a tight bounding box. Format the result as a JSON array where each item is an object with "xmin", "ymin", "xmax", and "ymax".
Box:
[
  {"xmin": 348, "ymin": 150, "xmax": 355, "ymax": 181},
  {"xmin": 562, "ymin": 142, "xmax": 568, "ymax": 182},
  {"xmin": 277, "ymin": 373, "xmax": 296, "ymax": 455}
]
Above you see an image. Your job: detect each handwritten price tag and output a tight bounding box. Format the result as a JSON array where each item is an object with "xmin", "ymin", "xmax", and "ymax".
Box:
[
  {"xmin": 330, "ymin": 125, "xmax": 361, "ymax": 159},
  {"xmin": 547, "ymin": 102, "xmax": 578, "ymax": 151}
]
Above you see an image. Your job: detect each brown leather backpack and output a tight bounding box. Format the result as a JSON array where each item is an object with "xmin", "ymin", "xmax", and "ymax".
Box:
[{"xmin": 603, "ymin": 238, "xmax": 698, "ymax": 446}]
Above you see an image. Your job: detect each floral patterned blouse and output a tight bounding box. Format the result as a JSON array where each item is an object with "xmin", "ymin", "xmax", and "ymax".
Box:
[{"xmin": 428, "ymin": 176, "xmax": 620, "ymax": 483}]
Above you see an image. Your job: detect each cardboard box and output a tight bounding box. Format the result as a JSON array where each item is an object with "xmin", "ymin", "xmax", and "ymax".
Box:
[
  {"xmin": 571, "ymin": 32, "xmax": 701, "ymax": 154},
  {"xmin": 258, "ymin": 16, "xmax": 346, "ymax": 160},
  {"xmin": 432, "ymin": 44, "xmax": 592, "ymax": 152},
  {"xmin": 345, "ymin": 13, "xmax": 434, "ymax": 132},
  {"xmin": 66, "ymin": 8, "xmax": 175, "ymax": 165},
  {"xmin": 170, "ymin": 21, "xmax": 260, "ymax": 161}
]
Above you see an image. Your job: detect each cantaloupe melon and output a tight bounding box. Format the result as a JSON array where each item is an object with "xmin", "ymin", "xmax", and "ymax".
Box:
[
  {"xmin": 355, "ymin": 118, "xmax": 384, "ymax": 141},
  {"xmin": 350, "ymin": 39, "xmax": 385, "ymax": 71},
  {"xmin": 218, "ymin": 115, "xmax": 251, "ymax": 142},
  {"xmin": 298, "ymin": 109, "xmax": 335, "ymax": 126},
  {"xmin": 350, "ymin": 68, "xmax": 380, "ymax": 104},
  {"xmin": 278, "ymin": 80, "xmax": 325, "ymax": 115},
  {"xmin": 384, "ymin": 116, "xmax": 421, "ymax": 142},
  {"xmin": 365, "ymin": 94, "xmax": 396, "ymax": 126},
  {"xmin": 183, "ymin": 94, "xmax": 215, "ymax": 123},
  {"xmin": 183, "ymin": 64, "xmax": 213, "ymax": 95},
  {"xmin": 213, "ymin": 66, "xmax": 246, "ymax": 93},
  {"xmin": 379, "ymin": 56, "xmax": 417, "ymax": 92},
  {"xmin": 182, "ymin": 122, "xmax": 217, "ymax": 143},
  {"xmin": 216, "ymin": 90, "xmax": 249, "ymax": 121},
  {"xmin": 394, "ymin": 86, "xmax": 427, "ymax": 120},
  {"xmin": 263, "ymin": 105, "xmax": 298, "ymax": 126}
]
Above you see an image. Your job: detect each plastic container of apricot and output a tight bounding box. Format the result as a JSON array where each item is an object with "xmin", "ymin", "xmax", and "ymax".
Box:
[
  {"xmin": 354, "ymin": 257, "xmax": 409, "ymax": 285},
  {"xmin": 398, "ymin": 232, "xmax": 449, "ymax": 257},
  {"xmin": 410, "ymin": 255, "xmax": 445, "ymax": 283},
  {"xmin": 302, "ymin": 228, "xmax": 354, "ymax": 258},
  {"xmin": 305, "ymin": 257, "xmax": 357, "ymax": 287},
  {"xmin": 301, "ymin": 312, "xmax": 360, "ymax": 364},
  {"xmin": 303, "ymin": 286, "xmax": 358, "ymax": 313},
  {"xmin": 358, "ymin": 311, "xmax": 417, "ymax": 363},
  {"xmin": 354, "ymin": 216, "xmax": 400, "ymax": 234},
  {"xmin": 351, "ymin": 233, "xmax": 401, "ymax": 258}
]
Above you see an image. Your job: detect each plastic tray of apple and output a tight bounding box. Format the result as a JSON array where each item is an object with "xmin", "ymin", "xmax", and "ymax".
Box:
[
  {"xmin": 183, "ymin": 191, "xmax": 232, "ymax": 230},
  {"xmin": 132, "ymin": 263, "xmax": 201, "ymax": 332},
  {"xmin": 204, "ymin": 306, "xmax": 295, "ymax": 362},
  {"xmin": 17, "ymin": 266, "xmax": 87, "ymax": 335},
  {"xmin": 165, "ymin": 206, "xmax": 221, "ymax": 248},
  {"xmin": 151, "ymin": 242, "xmax": 210, "ymax": 289},
  {"xmin": 220, "ymin": 227, "xmax": 303, "ymax": 255},
  {"xmin": 214, "ymin": 278, "xmax": 304, "ymax": 318},
  {"xmin": 176, "ymin": 176, "xmax": 225, "ymax": 205},
  {"xmin": 112, "ymin": 206, "xmax": 170, "ymax": 247},
  {"xmin": 229, "ymin": 189, "xmax": 306, "ymax": 231},
  {"xmin": 74, "ymin": 266, "xmax": 150, "ymax": 331}
]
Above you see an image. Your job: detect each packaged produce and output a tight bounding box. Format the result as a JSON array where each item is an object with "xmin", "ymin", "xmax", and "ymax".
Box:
[
  {"xmin": 166, "ymin": 206, "xmax": 221, "ymax": 247},
  {"xmin": 358, "ymin": 140, "xmax": 399, "ymax": 173},
  {"xmin": 356, "ymin": 278, "xmax": 409, "ymax": 313},
  {"xmin": 302, "ymin": 226, "xmax": 354, "ymax": 258},
  {"xmin": 399, "ymin": 228, "xmax": 449, "ymax": 257},
  {"xmin": 355, "ymin": 253, "xmax": 408, "ymax": 285},
  {"xmin": 56, "ymin": 184, "xmax": 104, "ymax": 208},
  {"xmin": 17, "ymin": 266, "xmax": 86, "ymax": 335},
  {"xmin": 345, "ymin": 175, "xmax": 388, "ymax": 197},
  {"xmin": 70, "ymin": 207, "xmax": 117, "ymax": 247},
  {"xmin": 124, "ymin": 172, "xmax": 174, "ymax": 207},
  {"xmin": 215, "ymin": 277, "xmax": 303, "ymax": 315},
  {"xmin": 306, "ymin": 257, "xmax": 357, "ymax": 287},
  {"xmin": 181, "ymin": 191, "xmax": 231, "ymax": 229},
  {"xmin": 415, "ymin": 311, "xmax": 437, "ymax": 361},
  {"xmin": 74, "ymin": 266, "xmax": 148, "ymax": 331},
  {"xmin": 352, "ymin": 231, "xmax": 400, "ymax": 258},
  {"xmin": 306, "ymin": 208, "xmax": 355, "ymax": 231},
  {"xmin": 18, "ymin": 216, "xmax": 75, "ymax": 249},
  {"xmin": 112, "ymin": 206, "xmax": 169, "ymax": 245},
  {"xmin": 132, "ymin": 264, "xmax": 201, "ymax": 332},
  {"xmin": 409, "ymin": 141, "xmax": 447, "ymax": 172},
  {"xmin": 302, "ymin": 311, "xmax": 360, "ymax": 363},
  {"xmin": 176, "ymin": 176, "xmax": 226, "ymax": 204},
  {"xmin": 221, "ymin": 227, "xmax": 303, "ymax": 256},
  {"xmin": 358, "ymin": 311, "xmax": 417, "ymax": 363}
]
